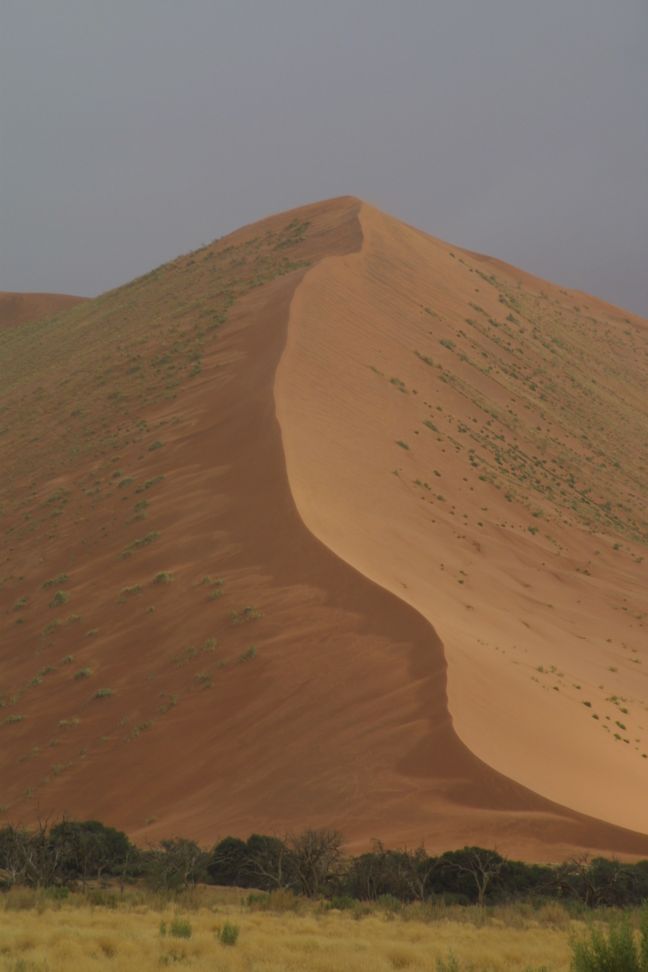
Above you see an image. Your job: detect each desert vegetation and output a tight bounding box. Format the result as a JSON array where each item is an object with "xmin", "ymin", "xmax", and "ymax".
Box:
[
  {"xmin": 1, "ymin": 821, "xmax": 648, "ymax": 970},
  {"xmin": 3, "ymin": 821, "xmax": 648, "ymax": 908}
]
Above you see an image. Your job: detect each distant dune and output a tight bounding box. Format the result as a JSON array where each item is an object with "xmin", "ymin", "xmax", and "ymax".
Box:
[
  {"xmin": 0, "ymin": 198, "xmax": 646, "ymax": 861},
  {"xmin": 0, "ymin": 291, "xmax": 86, "ymax": 328}
]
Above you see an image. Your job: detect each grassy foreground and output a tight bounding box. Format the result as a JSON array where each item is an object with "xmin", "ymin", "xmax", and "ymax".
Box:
[{"xmin": 0, "ymin": 885, "xmax": 640, "ymax": 971}]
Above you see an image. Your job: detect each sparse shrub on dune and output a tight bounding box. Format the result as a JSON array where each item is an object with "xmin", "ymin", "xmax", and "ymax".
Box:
[
  {"xmin": 120, "ymin": 532, "xmax": 160, "ymax": 559},
  {"xmin": 230, "ymin": 606, "xmax": 261, "ymax": 624},
  {"xmin": 48, "ymin": 590, "xmax": 69, "ymax": 608},
  {"xmin": 194, "ymin": 672, "xmax": 213, "ymax": 688},
  {"xmin": 202, "ymin": 575, "xmax": 224, "ymax": 601},
  {"xmin": 58, "ymin": 717, "xmax": 80, "ymax": 729},
  {"xmin": 134, "ymin": 475, "xmax": 164, "ymax": 494},
  {"xmin": 42, "ymin": 573, "xmax": 69, "ymax": 589},
  {"xmin": 119, "ymin": 584, "xmax": 142, "ymax": 601},
  {"xmin": 153, "ymin": 571, "xmax": 173, "ymax": 585}
]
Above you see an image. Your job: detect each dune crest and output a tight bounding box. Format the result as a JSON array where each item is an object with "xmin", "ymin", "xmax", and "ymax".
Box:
[
  {"xmin": 276, "ymin": 201, "xmax": 648, "ymax": 834},
  {"xmin": 0, "ymin": 291, "xmax": 86, "ymax": 328}
]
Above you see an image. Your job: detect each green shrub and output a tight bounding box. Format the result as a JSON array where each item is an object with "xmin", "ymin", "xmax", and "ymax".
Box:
[
  {"xmin": 230, "ymin": 606, "xmax": 261, "ymax": 624},
  {"xmin": 49, "ymin": 590, "xmax": 69, "ymax": 608},
  {"xmin": 169, "ymin": 916, "xmax": 192, "ymax": 939},
  {"xmin": 135, "ymin": 475, "xmax": 164, "ymax": 494},
  {"xmin": 218, "ymin": 922, "xmax": 239, "ymax": 946},
  {"xmin": 94, "ymin": 688, "xmax": 113, "ymax": 699},
  {"xmin": 153, "ymin": 571, "xmax": 173, "ymax": 585},
  {"xmin": 119, "ymin": 585, "xmax": 142, "ymax": 600},
  {"xmin": 570, "ymin": 911, "xmax": 648, "ymax": 970},
  {"xmin": 120, "ymin": 532, "xmax": 160, "ymax": 559},
  {"xmin": 194, "ymin": 672, "xmax": 212, "ymax": 688},
  {"xmin": 436, "ymin": 956, "xmax": 461, "ymax": 972},
  {"xmin": 42, "ymin": 573, "xmax": 69, "ymax": 589}
]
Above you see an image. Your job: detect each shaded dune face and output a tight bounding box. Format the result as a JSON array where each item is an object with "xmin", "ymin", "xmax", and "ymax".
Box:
[
  {"xmin": 0, "ymin": 292, "xmax": 86, "ymax": 328},
  {"xmin": 0, "ymin": 198, "xmax": 646, "ymax": 860}
]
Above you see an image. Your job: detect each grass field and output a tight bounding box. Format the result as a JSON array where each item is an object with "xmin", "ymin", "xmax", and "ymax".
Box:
[{"xmin": 0, "ymin": 885, "xmax": 641, "ymax": 971}]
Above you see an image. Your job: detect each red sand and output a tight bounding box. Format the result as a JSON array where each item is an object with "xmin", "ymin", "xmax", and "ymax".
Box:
[
  {"xmin": 0, "ymin": 291, "xmax": 86, "ymax": 328},
  {"xmin": 0, "ymin": 198, "xmax": 646, "ymax": 860}
]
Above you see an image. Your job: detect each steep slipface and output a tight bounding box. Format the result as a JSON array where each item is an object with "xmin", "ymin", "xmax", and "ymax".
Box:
[
  {"xmin": 0, "ymin": 292, "xmax": 86, "ymax": 328},
  {"xmin": 1, "ymin": 197, "xmax": 646, "ymax": 859},
  {"xmin": 276, "ymin": 202, "xmax": 648, "ymax": 836}
]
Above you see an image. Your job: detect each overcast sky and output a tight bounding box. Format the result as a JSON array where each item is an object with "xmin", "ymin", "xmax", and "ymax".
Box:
[{"xmin": 1, "ymin": 0, "xmax": 646, "ymax": 314}]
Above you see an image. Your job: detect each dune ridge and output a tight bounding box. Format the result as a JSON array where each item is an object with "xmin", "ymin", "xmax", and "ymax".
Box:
[{"xmin": 276, "ymin": 200, "xmax": 648, "ymax": 836}]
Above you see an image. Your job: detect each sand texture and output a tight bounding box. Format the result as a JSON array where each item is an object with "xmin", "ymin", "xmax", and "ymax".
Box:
[
  {"xmin": 1, "ymin": 198, "xmax": 646, "ymax": 859},
  {"xmin": 0, "ymin": 292, "xmax": 86, "ymax": 328}
]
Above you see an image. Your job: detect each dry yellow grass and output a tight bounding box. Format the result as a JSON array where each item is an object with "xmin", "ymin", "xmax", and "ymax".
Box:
[{"xmin": 0, "ymin": 887, "xmax": 594, "ymax": 971}]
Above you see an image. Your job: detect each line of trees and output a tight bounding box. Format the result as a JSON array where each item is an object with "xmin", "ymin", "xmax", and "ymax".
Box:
[{"xmin": 1, "ymin": 820, "xmax": 648, "ymax": 908}]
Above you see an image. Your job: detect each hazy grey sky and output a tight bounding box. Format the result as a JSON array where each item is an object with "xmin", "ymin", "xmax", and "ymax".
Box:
[{"xmin": 1, "ymin": 0, "xmax": 647, "ymax": 314}]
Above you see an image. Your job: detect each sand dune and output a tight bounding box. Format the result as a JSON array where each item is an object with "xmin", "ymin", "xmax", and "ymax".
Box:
[
  {"xmin": 276, "ymin": 201, "xmax": 648, "ymax": 837},
  {"xmin": 0, "ymin": 291, "xmax": 86, "ymax": 328},
  {"xmin": 0, "ymin": 198, "xmax": 646, "ymax": 859}
]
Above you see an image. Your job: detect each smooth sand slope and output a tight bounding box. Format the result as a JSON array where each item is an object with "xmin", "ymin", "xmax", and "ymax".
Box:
[
  {"xmin": 1, "ymin": 198, "xmax": 646, "ymax": 860},
  {"xmin": 276, "ymin": 201, "xmax": 648, "ymax": 837},
  {"xmin": 0, "ymin": 291, "xmax": 86, "ymax": 328}
]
